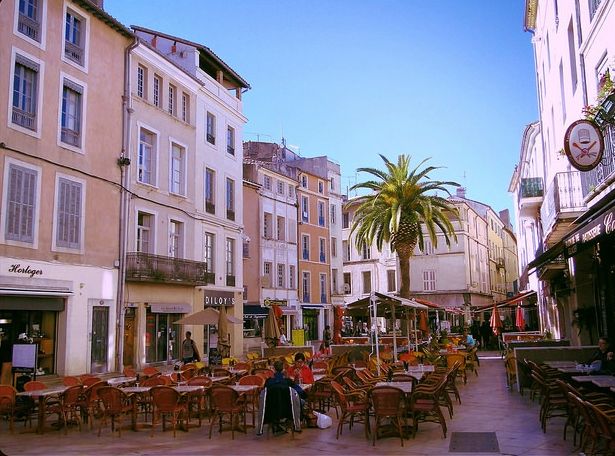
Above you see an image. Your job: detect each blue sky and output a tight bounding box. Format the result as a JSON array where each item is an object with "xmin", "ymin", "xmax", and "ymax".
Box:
[{"xmin": 106, "ymin": 0, "xmax": 537, "ymax": 218}]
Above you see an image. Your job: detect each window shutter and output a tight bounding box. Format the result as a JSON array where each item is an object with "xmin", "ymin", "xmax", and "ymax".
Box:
[{"xmin": 57, "ymin": 178, "xmax": 81, "ymax": 249}]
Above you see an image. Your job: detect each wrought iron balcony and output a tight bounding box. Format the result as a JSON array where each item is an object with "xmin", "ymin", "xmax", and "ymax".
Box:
[
  {"xmin": 64, "ymin": 41, "xmax": 84, "ymax": 65},
  {"xmin": 581, "ymin": 123, "xmax": 615, "ymax": 198},
  {"xmin": 226, "ymin": 275, "xmax": 236, "ymax": 287},
  {"xmin": 205, "ymin": 201, "xmax": 215, "ymax": 214},
  {"xmin": 126, "ymin": 252, "xmax": 214, "ymax": 285},
  {"xmin": 18, "ymin": 14, "xmax": 40, "ymax": 41},
  {"xmin": 540, "ymin": 171, "xmax": 586, "ymax": 245}
]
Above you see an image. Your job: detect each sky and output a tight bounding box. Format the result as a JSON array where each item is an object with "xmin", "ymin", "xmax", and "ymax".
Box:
[{"xmin": 106, "ymin": 0, "xmax": 538, "ymax": 219}]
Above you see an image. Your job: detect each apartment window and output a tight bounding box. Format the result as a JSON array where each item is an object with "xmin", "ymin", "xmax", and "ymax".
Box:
[
  {"xmin": 288, "ymin": 185, "xmax": 295, "ymax": 198},
  {"xmin": 330, "ymin": 177, "xmax": 334, "ymax": 191},
  {"xmin": 138, "ymin": 128, "xmax": 156, "ymax": 185},
  {"xmin": 362, "ymin": 271, "xmax": 371, "ymax": 294},
  {"xmin": 153, "ymin": 74, "xmax": 161, "ymax": 107},
  {"xmin": 263, "ymin": 262, "xmax": 272, "ymax": 286},
  {"xmin": 318, "ymin": 201, "xmax": 325, "ymax": 227},
  {"xmin": 206, "ymin": 112, "xmax": 215, "ymax": 145},
  {"xmin": 277, "ymin": 180, "xmax": 284, "ymax": 195},
  {"xmin": 5, "ymin": 164, "xmax": 37, "ymax": 243},
  {"xmin": 263, "ymin": 175, "xmax": 271, "ymax": 190},
  {"xmin": 288, "ymin": 219, "xmax": 297, "ymax": 243},
  {"xmin": 289, "ymin": 265, "xmax": 296, "ymax": 289},
  {"xmin": 170, "ymin": 143, "xmax": 185, "ymax": 195},
  {"xmin": 169, "ymin": 220, "xmax": 183, "ymax": 258},
  {"xmin": 263, "ymin": 212, "xmax": 272, "ymax": 238},
  {"xmin": 319, "ymin": 274, "xmax": 327, "ymax": 302},
  {"xmin": 226, "ymin": 238, "xmax": 235, "ymax": 277},
  {"xmin": 343, "ymin": 272, "xmax": 351, "ymax": 294},
  {"xmin": 277, "ymin": 216, "xmax": 285, "ymax": 240},
  {"xmin": 168, "ymin": 84, "xmax": 176, "ymax": 116},
  {"xmin": 343, "ymin": 240, "xmax": 350, "ymax": 261},
  {"xmin": 318, "ymin": 180, "xmax": 324, "ymax": 193},
  {"xmin": 243, "ymin": 240, "xmax": 249, "ymax": 258},
  {"xmin": 18, "ymin": 0, "xmax": 41, "ymax": 42},
  {"xmin": 301, "ymin": 196, "xmax": 309, "ymax": 222},
  {"xmin": 302, "ymin": 272, "xmax": 310, "ymax": 303},
  {"xmin": 342, "ymin": 212, "xmax": 349, "ymax": 229},
  {"xmin": 567, "ymin": 21, "xmax": 578, "ymax": 92},
  {"xmin": 137, "ymin": 211, "xmax": 153, "ymax": 253},
  {"xmin": 64, "ymin": 9, "xmax": 85, "ymax": 66},
  {"xmin": 300, "ymin": 175, "xmax": 307, "ymax": 188},
  {"xmin": 423, "ymin": 270, "xmax": 436, "ymax": 291},
  {"xmin": 226, "ymin": 178, "xmax": 235, "ymax": 221},
  {"xmin": 331, "ymin": 269, "xmax": 338, "ymax": 295},
  {"xmin": 60, "ymin": 80, "xmax": 83, "ymax": 148},
  {"xmin": 226, "ymin": 126, "xmax": 235, "ymax": 155},
  {"xmin": 319, "ymin": 238, "xmax": 326, "ymax": 262},
  {"xmin": 387, "ymin": 270, "xmax": 396, "ymax": 292},
  {"xmin": 302, "ymin": 235, "xmax": 310, "ymax": 260},
  {"xmin": 137, "ymin": 65, "xmax": 145, "ymax": 98},
  {"xmin": 277, "ymin": 264, "xmax": 285, "ymax": 288},
  {"xmin": 12, "ymin": 56, "xmax": 39, "ymax": 131},
  {"xmin": 55, "ymin": 177, "xmax": 82, "ymax": 250},
  {"xmin": 204, "ymin": 232, "xmax": 214, "ymax": 272},
  {"xmin": 331, "ymin": 237, "xmax": 337, "ymax": 258},
  {"xmin": 361, "ymin": 243, "xmax": 371, "ymax": 260},
  {"xmin": 181, "ymin": 92, "xmax": 189, "ymax": 122},
  {"xmin": 205, "ymin": 168, "xmax": 215, "ymax": 214},
  {"xmin": 423, "ymin": 238, "xmax": 434, "ymax": 255},
  {"xmin": 596, "ymin": 54, "xmax": 609, "ymax": 92},
  {"xmin": 330, "ymin": 204, "xmax": 336, "ymax": 225},
  {"xmin": 559, "ymin": 61, "xmax": 566, "ymax": 120}
]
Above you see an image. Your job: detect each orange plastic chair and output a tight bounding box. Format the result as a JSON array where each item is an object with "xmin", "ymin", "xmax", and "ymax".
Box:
[
  {"xmin": 83, "ymin": 377, "xmax": 102, "ymax": 387},
  {"xmin": 150, "ymin": 386, "xmax": 189, "ymax": 437}
]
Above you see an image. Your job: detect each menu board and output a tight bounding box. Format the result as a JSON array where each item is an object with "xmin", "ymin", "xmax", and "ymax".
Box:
[{"xmin": 12, "ymin": 343, "xmax": 38, "ymax": 373}]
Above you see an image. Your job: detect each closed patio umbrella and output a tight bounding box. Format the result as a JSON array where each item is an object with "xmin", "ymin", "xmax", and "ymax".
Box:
[
  {"xmin": 515, "ymin": 306, "xmax": 525, "ymax": 331},
  {"xmin": 218, "ymin": 306, "xmax": 231, "ymax": 358},
  {"xmin": 263, "ymin": 306, "xmax": 281, "ymax": 348},
  {"xmin": 418, "ymin": 310, "xmax": 429, "ymax": 334},
  {"xmin": 489, "ymin": 304, "xmax": 503, "ymax": 336}
]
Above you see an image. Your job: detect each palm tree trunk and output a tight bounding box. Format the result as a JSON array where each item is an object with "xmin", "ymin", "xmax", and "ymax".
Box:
[{"xmin": 398, "ymin": 250, "xmax": 411, "ymax": 299}]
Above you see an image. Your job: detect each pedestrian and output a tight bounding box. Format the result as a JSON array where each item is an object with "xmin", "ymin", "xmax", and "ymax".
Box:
[
  {"xmin": 0, "ymin": 332, "xmax": 13, "ymax": 385},
  {"xmin": 480, "ymin": 321, "xmax": 492, "ymax": 350},
  {"xmin": 181, "ymin": 331, "xmax": 200, "ymax": 364},
  {"xmin": 323, "ymin": 325, "xmax": 332, "ymax": 353}
]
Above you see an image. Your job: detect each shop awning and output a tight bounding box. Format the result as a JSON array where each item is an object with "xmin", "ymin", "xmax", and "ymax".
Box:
[
  {"xmin": 0, "ymin": 296, "xmax": 65, "ymax": 311},
  {"xmin": 527, "ymin": 241, "xmax": 565, "ymax": 274},
  {"xmin": 563, "ymin": 194, "xmax": 615, "ymax": 257},
  {"xmin": 474, "ymin": 290, "xmax": 537, "ymax": 310},
  {"xmin": 243, "ymin": 305, "xmax": 268, "ymax": 319}
]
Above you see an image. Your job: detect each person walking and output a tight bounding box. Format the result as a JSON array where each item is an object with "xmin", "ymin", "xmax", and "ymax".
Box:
[
  {"xmin": 480, "ymin": 321, "xmax": 492, "ymax": 350},
  {"xmin": 181, "ymin": 331, "xmax": 200, "ymax": 364}
]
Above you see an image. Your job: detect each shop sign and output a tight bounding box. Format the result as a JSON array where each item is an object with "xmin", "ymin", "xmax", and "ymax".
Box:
[
  {"xmin": 563, "ymin": 119, "xmax": 604, "ymax": 172},
  {"xmin": 565, "ymin": 208, "xmax": 615, "ymax": 257},
  {"xmin": 8, "ymin": 263, "xmax": 43, "ymax": 278},
  {"xmin": 264, "ymin": 298, "xmax": 287, "ymax": 307},
  {"xmin": 149, "ymin": 303, "xmax": 192, "ymax": 313},
  {"xmin": 204, "ymin": 290, "xmax": 236, "ymax": 306}
]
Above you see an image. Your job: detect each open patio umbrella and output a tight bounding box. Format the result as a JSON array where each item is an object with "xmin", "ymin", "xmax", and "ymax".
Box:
[
  {"xmin": 217, "ymin": 306, "xmax": 231, "ymax": 358},
  {"xmin": 515, "ymin": 305, "xmax": 525, "ymax": 331},
  {"xmin": 489, "ymin": 304, "xmax": 503, "ymax": 336},
  {"xmin": 263, "ymin": 306, "xmax": 281, "ymax": 348}
]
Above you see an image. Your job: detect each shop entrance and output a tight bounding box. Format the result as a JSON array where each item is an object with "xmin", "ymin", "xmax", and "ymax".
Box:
[
  {"xmin": 90, "ymin": 306, "xmax": 109, "ymax": 373},
  {"xmin": 145, "ymin": 309, "xmax": 181, "ymax": 364},
  {"xmin": 302, "ymin": 309, "xmax": 318, "ymax": 342}
]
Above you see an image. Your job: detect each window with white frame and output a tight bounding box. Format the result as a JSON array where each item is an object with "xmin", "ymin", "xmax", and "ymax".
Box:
[
  {"xmin": 331, "ymin": 269, "xmax": 338, "ymax": 295},
  {"xmin": 204, "ymin": 232, "xmax": 214, "ymax": 272},
  {"xmin": 331, "ymin": 237, "xmax": 337, "ymax": 258},
  {"xmin": 301, "ymin": 195, "xmax": 309, "ymax": 222},
  {"xmin": 300, "ymin": 175, "xmax": 307, "ymax": 188},
  {"xmin": 343, "ymin": 272, "xmax": 351, "ymax": 294},
  {"xmin": 226, "ymin": 237, "xmax": 235, "ymax": 277},
  {"xmin": 319, "ymin": 237, "xmax": 326, "ymax": 262},
  {"xmin": 263, "ymin": 261, "xmax": 272, "ymax": 286},
  {"xmin": 423, "ymin": 238, "xmax": 434, "ymax": 255},
  {"xmin": 361, "ymin": 243, "xmax": 371, "ymax": 260},
  {"xmin": 168, "ymin": 84, "xmax": 176, "ymax": 116},
  {"xmin": 318, "ymin": 180, "xmax": 324, "ymax": 193},
  {"xmin": 387, "ymin": 270, "xmax": 396, "ymax": 292},
  {"xmin": 319, "ymin": 274, "xmax": 327, "ymax": 302},
  {"xmin": 138, "ymin": 128, "xmax": 156, "ymax": 185},
  {"xmin": 277, "ymin": 263, "xmax": 285, "ymax": 288},
  {"xmin": 302, "ymin": 271, "xmax": 310, "ymax": 302},
  {"xmin": 12, "ymin": 55, "xmax": 39, "ymax": 131},
  {"xmin": 596, "ymin": 53, "xmax": 609, "ymax": 92},
  {"xmin": 226, "ymin": 178, "xmax": 235, "ymax": 220},
  {"xmin": 64, "ymin": 8, "xmax": 85, "ymax": 66},
  {"xmin": 422, "ymin": 270, "xmax": 436, "ymax": 291},
  {"xmin": 263, "ymin": 212, "xmax": 272, "ymax": 238},
  {"xmin": 288, "ymin": 184, "xmax": 295, "ymax": 198},
  {"xmin": 302, "ymin": 234, "xmax": 310, "ymax": 260},
  {"xmin": 277, "ymin": 216, "xmax": 285, "ymax": 240},
  {"xmin": 263, "ymin": 175, "xmax": 271, "ymax": 190},
  {"xmin": 205, "ymin": 168, "xmax": 215, "ymax": 214},
  {"xmin": 330, "ymin": 204, "xmax": 336, "ymax": 225},
  {"xmin": 55, "ymin": 177, "xmax": 82, "ymax": 249},
  {"xmin": 330, "ymin": 177, "xmax": 334, "ymax": 191},
  {"xmin": 137, "ymin": 211, "xmax": 153, "ymax": 253},
  {"xmin": 243, "ymin": 239, "xmax": 249, "ymax": 258},
  {"xmin": 342, "ymin": 212, "xmax": 349, "ymax": 229},
  {"xmin": 343, "ymin": 240, "xmax": 350, "ymax": 261},
  {"xmin": 277, "ymin": 180, "xmax": 284, "ymax": 194},
  {"xmin": 60, "ymin": 79, "xmax": 83, "ymax": 147},
  {"xmin": 153, "ymin": 74, "xmax": 161, "ymax": 107},
  {"xmin": 170, "ymin": 143, "xmax": 185, "ymax": 195},
  {"xmin": 206, "ymin": 112, "xmax": 215, "ymax": 145},
  {"xmin": 137, "ymin": 65, "xmax": 146, "ymax": 98},
  {"xmin": 226, "ymin": 126, "xmax": 235, "ymax": 155},
  {"xmin": 169, "ymin": 220, "xmax": 183, "ymax": 258},
  {"xmin": 362, "ymin": 271, "xmax": 371, "ymax": 294},
  {"xmin": 18, "ymin": 0, "xmax": 42, "ymax": 42},
  {"xmin": 5, "ymin": 163, "xmax": 37, "ymax": 243},
  {"xmin": 289, "ymin": 265, "xmax": 296, "ymax": 289},
  {"xmin": 318, "ymin": 201, "xmax": 325, "ymax": 227},
  {"xmin": 181, "ymin": 92, "xmax": 189, "ymax": 122}
]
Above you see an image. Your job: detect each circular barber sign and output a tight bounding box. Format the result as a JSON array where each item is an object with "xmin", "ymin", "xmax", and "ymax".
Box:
[{"xmin": 563, "ymin": 119, "xmax": 604, "ymax": 171}]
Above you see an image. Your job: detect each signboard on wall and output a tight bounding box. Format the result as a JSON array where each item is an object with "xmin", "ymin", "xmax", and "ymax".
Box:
[
  {"xmin": 12, "ymin": 344, "xmax": 38, "ymax": 373},
  {"xmin": 203, "ymin": 291, "xmax": 236, "ymax": 307}
]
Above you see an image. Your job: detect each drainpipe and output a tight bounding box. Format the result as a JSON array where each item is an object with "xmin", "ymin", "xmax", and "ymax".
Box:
[{"xmin": 115, "ymin": 36, "xmax": 139, "ymax": 372}]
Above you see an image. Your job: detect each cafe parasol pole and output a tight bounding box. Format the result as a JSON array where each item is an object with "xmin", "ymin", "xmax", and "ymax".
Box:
[{"xmin": 371, "ymin": 292, "xmax": 380, "ymax": 376}]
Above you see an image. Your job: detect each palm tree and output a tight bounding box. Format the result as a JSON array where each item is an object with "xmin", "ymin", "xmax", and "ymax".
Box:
[{"xmin": 348, "ymin": 154, "xmax": 459, "ymax": 299}]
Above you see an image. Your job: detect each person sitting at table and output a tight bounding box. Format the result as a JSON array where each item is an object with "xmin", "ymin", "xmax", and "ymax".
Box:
[
  {"xmin": 286, "ymin": 353, "xmax": 314, "ymax": 385},
  {"xmin": 261, "ymin": 360, "xmax": 304, "ymax": 435},
  {"xmin": 462, "ymin": 328, "xmax": 476, "ymax": 348},
  {"xmin": 279, "ymin": 326, "xmax": 290, "ymax": 346},
  {"xmin": 586, "ymin": 336, "xmax": 615, "ymax": 373}
]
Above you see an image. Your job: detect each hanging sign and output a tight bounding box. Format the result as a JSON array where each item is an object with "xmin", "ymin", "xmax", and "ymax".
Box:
[{"xmin": 563, "ymin": 119, "xmax": 604, "ymax": 171}]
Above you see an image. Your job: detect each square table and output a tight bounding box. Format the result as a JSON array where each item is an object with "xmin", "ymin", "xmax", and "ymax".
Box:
[
  {"xmin": 17, "ymin": 386, "xmax": 68, "ymax": 434},
  {"xmin": 375, "ymin": 381, "xmax": 414, "ymax": 394},
  {"xmin": 543, "ymin": 361, "xmax": 578, "ymax": 369},
  {"xmin": 590, "ymin": 377, "xmax": 615, "ymax": 388},
  {"xmin": 107, "ymin": 376, "xmax": 137, "ymax": 387}
]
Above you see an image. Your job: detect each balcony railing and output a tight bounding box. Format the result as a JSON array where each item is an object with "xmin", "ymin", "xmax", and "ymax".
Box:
[
  {"xmin": 205, "ymin": 201, "xmax": 215, "ymax": 214},
  {"xmin": 581, "ymin": 123, "xmax": 615, "ymax": 197},
  {"xmin": 226, "ymin": 275, "xmax": 236, "ymax": 287},
  {"xmin": 518, "ymin": 177, "xmax": 544, "ymax": 200},
  {"xmin": 227, "ymin": 209, "xmax": 235, "ymax": 221},
  {"xmin": 126, "ymin": 252, "xmax": 214, "ymax": 285},
  {"xmin": 64, "ymin": 41, "xmax": 84, "ymax": 65},
  {"xmin": 540, "ymin": 171, "xmax": 586, "ymax": 238},
  {"xmin": 12, "ymin": 107, "xmax": 36, "ymax": 130},
  {"xmin": 227, "ymin": 146, "xmax": 234, "ymax": 155},
  {"xmin": 207, "ymin": 134, "xmax": 215, "ymax": 145},
  {"xmin": 18, "ymin": 14, "xmax": 40, "ymax": 41},
  {"xmin": 61, "ymin": 128, "xmax": 81, "ymax": 147}
]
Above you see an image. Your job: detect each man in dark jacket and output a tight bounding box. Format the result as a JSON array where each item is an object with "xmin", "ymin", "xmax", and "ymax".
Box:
[{"xmin": 587, "ymin": 336, "xmax": 614, "ymax": 373}]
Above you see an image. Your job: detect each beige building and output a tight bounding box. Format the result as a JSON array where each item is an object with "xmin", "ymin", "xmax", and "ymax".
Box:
[{"xmin": 0, "ymin": 0, "xmax": 132, "ymax": 376}]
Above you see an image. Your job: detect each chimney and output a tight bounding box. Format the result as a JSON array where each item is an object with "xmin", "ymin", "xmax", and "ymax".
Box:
[{"xmin": 456, "ymin": 187, "xmax": 466, "ymax": 199}]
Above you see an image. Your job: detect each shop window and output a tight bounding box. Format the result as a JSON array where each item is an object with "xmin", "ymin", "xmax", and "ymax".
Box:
[{"xmin": 145, "ymin": 309, "xmax": 181, "ymax": 363}]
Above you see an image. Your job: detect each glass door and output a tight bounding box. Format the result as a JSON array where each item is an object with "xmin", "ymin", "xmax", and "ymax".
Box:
[{"xmin": 90, "ymin": 306, "xmax": 109, "ymax": 373}]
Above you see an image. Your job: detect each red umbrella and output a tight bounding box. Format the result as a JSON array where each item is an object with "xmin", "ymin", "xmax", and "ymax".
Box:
[
  {"xmin": 490, "ymin": 304, "xmax": 503, "ymax": 335},
  {"xmin": 418, "ymin": 310, "xmax": 429, "ymax": 334},
  {"xmin": 515, "ymin": 306, "xmax": 525, "ymax": 331}
]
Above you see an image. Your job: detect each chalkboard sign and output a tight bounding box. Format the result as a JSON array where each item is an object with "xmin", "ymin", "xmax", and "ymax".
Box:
[{"xmin": 12, "ymin": 343, "xmax": 38, "ymax": 373}]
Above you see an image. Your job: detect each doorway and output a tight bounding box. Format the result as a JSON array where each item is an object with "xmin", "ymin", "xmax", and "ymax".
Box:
[{"xmin": 90, "ymin": 306, "xmax": 109, "ymax": 373}]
